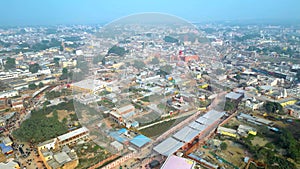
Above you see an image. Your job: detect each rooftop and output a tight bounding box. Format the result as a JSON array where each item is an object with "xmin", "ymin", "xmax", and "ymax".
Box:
[
  {"xmin": 54, "ymin": 151, "xmax": 72, "ymax": 164},
  {"xmin": 153, "ymin": 137, "xmax": 184, "ymax": 156},
  {"xmin": 130, "ymin": 134, "xmax": 151, "ymax": 148},
  {"xmin": 161, "ymin": 155, "xmax": 195, "ymax": 169},
  {"xmin": 226, "ymin": 92, "xmax": 243, "ymax": 100},
  {"xmin": 57, "ymin": 127, "xmax": 88, "ymax": 142},
  {"xmin": 173, "ymin": 126, "xmax": 200, "ymax": 143}
]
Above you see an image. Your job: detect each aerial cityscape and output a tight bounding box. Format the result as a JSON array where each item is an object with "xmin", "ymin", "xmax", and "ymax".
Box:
[{"xmin": 0, "ymin": 1, "xmax": 300, "ymax": 169}]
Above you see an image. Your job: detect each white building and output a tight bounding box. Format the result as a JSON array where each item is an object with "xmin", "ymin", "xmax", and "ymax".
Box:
[{"xmin": 0, "ymin": 90, "xmax": 19, "ymax": 99}]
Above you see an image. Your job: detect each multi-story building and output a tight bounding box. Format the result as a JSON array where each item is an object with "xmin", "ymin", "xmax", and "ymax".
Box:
[{"xmin": 57, "ymin": 127, "xmax": 89, "ymax": 147}]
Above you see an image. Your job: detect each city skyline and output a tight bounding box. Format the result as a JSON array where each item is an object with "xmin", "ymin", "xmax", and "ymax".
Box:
[{"xmin": 1, "ymin": 0, "xmax": 300, "ymax": 26}]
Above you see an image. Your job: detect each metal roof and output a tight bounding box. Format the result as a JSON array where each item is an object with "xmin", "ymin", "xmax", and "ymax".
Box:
[
  {"xmin": 225, "ymin": 92, "xmax": 243, "ymax": 100},
  {"xmin": 173, "ymin": 126, "xmax": 200, "ymax": 143},
  {"xmin": 161, "ymin": 155, "xmax": 195, "ymax": 169},
  {"xmin": 130, "ymin": 134, "xmax": 151, "ymax": 148},
  {"xmin": 188, "ymin": 121, "xmax": 206, "ymax": 131},
  {"xmin": 153, "ymin": 137, "xmax": 184, "ymax": 156}
]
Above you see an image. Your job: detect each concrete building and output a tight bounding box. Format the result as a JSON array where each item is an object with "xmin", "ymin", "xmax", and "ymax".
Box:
[
  {"xmin": 0, "ymin": 90, "xmax": 19, "ymax": 99},
  {"xmin": 39, "ymin": 145, "xmax": 78, "ymax": 169},
  {"xmin": 57, "ymin": 127, "xmax": 89, "ymax": 147},
  {"xmin": 0, "ymin": 160, "xmax": 20, "ymax": 169}
]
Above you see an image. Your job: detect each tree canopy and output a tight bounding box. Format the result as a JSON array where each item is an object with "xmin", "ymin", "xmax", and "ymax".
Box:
[
  {"xmin": 163, "ymin": 36, "xmax": 179, "ymax": 43},
  {"xmin": 133, "ymin": 60, "xmax": 146, "ymax": 69},
  {"xmin": 12, "ymin": 100, "xmax": 75, "ymax": 143},
  {"xmin": 107, "ymin": 45, "xmax": 126, "ymax": 56},
  {"xmin": 265, "ymin": 101, "xmax": 284, "ymax": 114},
  {"xmin": 92, "ymin": 55, "xmax": 106, "ymax": 65},
  {"xmin": 29, "ymin": 63, "xmax": 41, "ymax": 73},
  {"xmin": 4, "ymin": 57, "xmax": 16, "ymax": 70},
  {"xmin": 29, "ymin": 83, "xmax": 38, "ymax": 90},
  {"xmin": 224, "ymin": 101, "xmax": 235, "ymax": 111},
  {"xmin": 151, "ymin": 57, "xmax": 160, "ymax": 65},
  {"xmin": 220, "ymin": 142, "xmax": 228, "ymax": 150}
]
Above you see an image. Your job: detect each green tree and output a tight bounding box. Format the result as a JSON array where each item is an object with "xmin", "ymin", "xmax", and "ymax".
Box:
[
  {"xmin": 107, "ymin": 45, "xmax": 126, "ymax": 56},
  {"xmin": 224, "ymin": 101, "xmax": 235, "ymax": 111},
  {"xmin": 92, "ymin": 55, "xmax": 105, "ymax": 65},
  {"xmin": 4, "ymin": 57, "xmax": 16, "ymax": 70},
  {"xmin": 12, "ymin": 112, "xmax": 68, "ymax": 143},
  {"xmin": 265, "ymin": 101, "xmax": 284, "ymax": 114},
  {"xmin": 133, "ymin": 60, "xmax": 146, "ymax": 69},
  {"xmin": 151, "ymin": 57, "xmax": 160, "ymax": 65},
  {"xmin": 163, "ymin": 36, "xmax": 179, "ymax": 43},
  {"xmin": 29, "ymin": 83, "xmax": 37, "ymax": 90},
  {"xmin": 38, "ymin": 82, "xmax": 44, "ymax": 88},
  {"xmin": 54, "ymin": 58, "xmax": 60, "ymax": 67},
  {"xmin": 220, "ymin": 142, "xmax": 228, "ymax": 150},
  {"xmin": 158, "ymin": 65, "xmax": 173, "ymax": 76},
  {"xmin": 29, "ymin": 63, "xmax": 40, "ymax": 73},
  {"xmin": 60, "ymin": 68, "xmax": 69, "ymax": 80}
]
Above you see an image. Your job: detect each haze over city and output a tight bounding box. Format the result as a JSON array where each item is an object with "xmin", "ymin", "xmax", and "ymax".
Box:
[
  {"xmin": 0, "ymin": 1, "xmax": 300, "ymax": 169},
  {"xmin": 1, "ymin": 0, "xmax": 300, "ymax": 25}
]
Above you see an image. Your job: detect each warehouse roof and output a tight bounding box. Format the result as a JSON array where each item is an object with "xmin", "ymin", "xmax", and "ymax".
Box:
[
  {"xmin": 173, "ymin": 126, "xmax": 200, "ymax": 143},
  {"xmin": 153, "ymin": 137, "xmax": 184, "ymax": 156}
]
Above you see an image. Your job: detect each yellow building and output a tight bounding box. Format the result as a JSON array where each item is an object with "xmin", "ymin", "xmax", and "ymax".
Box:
[
  {"xmin": 280, "ymin": 99, "xmax": 297, "ymax": 107},
  {"xmin": 199, "ymin": 84, "xmax": 209, "ymax": 89}
]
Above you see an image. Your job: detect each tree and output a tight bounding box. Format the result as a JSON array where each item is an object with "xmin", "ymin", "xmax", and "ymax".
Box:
[
  {"xmin": 38, "ymin": 82, "xmax": 44, "ymax": 88},
  {"xmin": 12, "ymin": 110, "xmax": 68, "ymax": 143},
  {"xmin": 28, "ymin": 83, "xmax": 37, "ymax": 90},
  {"xmin": 29, "ymin": 63, "xmax": 40, "ymax": 73},
  {"xmin": 54, "ymin": 58, "xmax": 60, "ymax": 67},
  {"xmin": 92, "ymin": 55, "xmax": 105, "ymax": 65},
  {"xmin": 107, "ymin": 45, "xmax": 126, "ymax": 56},
  {"xmin": 220, "ymin": 142, "xmax": 228, "ymax": 150},
  {"xmin": 4, "ymin": 57, "xmax": 16, "ymax": 70},
  {"xmin": 60, "ymin": 68, "xmax": 69, "ymax": 80},
  {"xmin": 158, "ymin": 65, "xmax": 173, "ymax": 76},
  {"xmin": 151, "ymin": 57, "xmax": 160, "ymax": 65},
  {"xmin": 163, "ymin": 36, "xmax": 179, "ymax": 43},
  {"xmin": 265, "ymin": 101, "xmax": 284, "ymax": 114},
  {"xmin": 224, "ymin": 101, "xmax": 235, "ymax": 111},
  {"xmin": 133, "ymin": 60, "xmax": 146, "ymax": 69}
]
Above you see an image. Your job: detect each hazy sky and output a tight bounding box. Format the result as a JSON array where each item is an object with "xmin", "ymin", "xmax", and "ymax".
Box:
[{"xmin": 1, "ymin": 0, "xmax": 300, "ymax": 26}]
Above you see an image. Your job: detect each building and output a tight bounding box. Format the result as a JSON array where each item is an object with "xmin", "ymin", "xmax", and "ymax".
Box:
[
  {"xmin": 0, "ymin": 98, "xmax": 8, "ymax": 110},
  {"xmin": 11, "ymin": 97, "xmax": 24, "ymax": 110},
  {"xmin": 39, "ymin": 145, "xmax": 78, "ymax": 169},
  {"xmin": 38, "ymin": 138, "xmax": 57, "ymax": 151},
  {"xmin": 129, "ymin": 134, "xmax": 151, "ymax": 150},
  {"xmin": 0, "ymin": 160, "xmax": 20, "ymax": 169},
  {"xmin": 116, "ymin": 104, "xmax": 135, "ymax": 118},
  {"xmin": 0, "ymin": 90, "xmax": 19, "ymax": 99},
  {"xmin": 287, "ymin": 105, "xmax": 300, "ymax": 118},
  {"xmin": 154, "ymin": 110, "xmax": 225, "ymax": 157},
  {"xmin": 57, "ymin": 127, "xmax": 89, "ymax": 147},
  {"xmin": 225, "ymin": 92, "xmax": 244, "ymax": 102},
  {"xmin": 217, "ymin": 126, "xmax": 237, "ymax": 138},
  {"xmin": 161, "ymin": 155, "xmax": 195, "ymax": 169},
  {"xmin": 71, "ymin": 79, "xmax": 107, "ymax": 93},
  {"xmin": 110, "ymin": 141, "xmax": 123, "ymax": 152},
  {"xmin": 237, "ymin": 125, "xmax": 257, "ymax": 137}
]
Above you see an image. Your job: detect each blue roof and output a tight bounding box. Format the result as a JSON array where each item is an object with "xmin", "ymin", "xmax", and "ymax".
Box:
[
  {"xmin": 118, "ymin": 128, "xmax": 127, "ymax": 134},
  {"xmin": 109, "ymin": 132, "xmax": 129, "ymax": 143},
  {"xmin": 130, "ymin": 135, "xmax": 151, "ymax": 148},
  {"xmin": 109, "ymin": 128, "xmax": 129, "ymax": 143},
  {"xmin": 0, "ymin": 143, "xmax": 13, "ymax": 154},
  {"xmin": 131, "ymin": 121, "xmax": 139, "ymax": 127}
]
